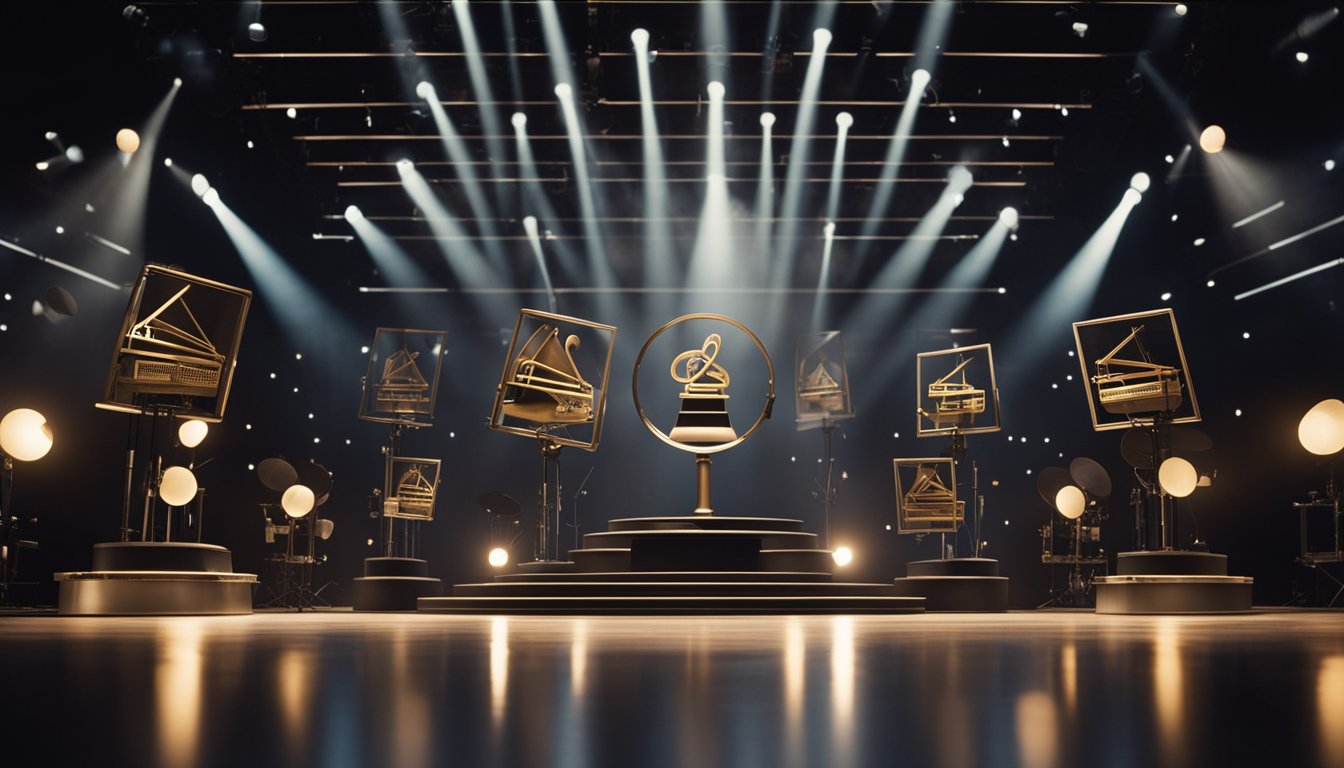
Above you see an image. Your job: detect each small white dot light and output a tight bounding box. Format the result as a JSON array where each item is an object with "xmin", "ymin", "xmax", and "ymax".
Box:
[
  {"xmin": 1193, "ymin": 237, "xmax": 1206, "ymax": 247},
  {"xmin": 760, "ymin": 112, "xmax": 776, "ymax": 129},
  {"xmin": 1161, "ymin": 292, "xmax": 1172, "ymax": 301},
  {"xmin": 1130, "ymin": 172, "xmax": 1151, "ymax": 193},
  {"xmin": 415, "ymin": 81, "xmax": 435, "ymax": 99},
  {"xmin": 191, "ymin": 174, "xmax": 210, "ymax": 196},
  {"xmin": 835, "ymin": 112, "xmax": 853, "ymax": 129},
  {"xmin": 1296, "ymin": 51, "xmax": 1310, "ymax": 63},
  {"xmin": 286, "ymin": 107, "xmax": 297, "ymax": 119},
  {"xmin": 511, "ymin": 112, "xmax": 527, "ymax": 129},
  {"xmin": 1326, "ymin": 159, "xmax": 1336, "ymax": 172},
  {"xmin": 911, "ymin": 69, "xmax": 931, "ymax": 88}
]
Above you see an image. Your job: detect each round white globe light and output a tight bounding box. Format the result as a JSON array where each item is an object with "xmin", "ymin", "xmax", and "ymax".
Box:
[
  {"xmin": 1199, "ymin": 124, "xmax": 1226, "ymax": 154},
  {"xmin": 831, "ymin": 546, "xmax": 854, "ymax": 567},
  {"xmin": 511, "ymin": 112, "xmax": 527, "ymax": 129},
  {"xmin": 999, "ymin": 206, "xmax": 1020, "ymax": 229},
  {"xmin": 554, "ymin": 82, "xmax": 572, "ymax": 100},
  {"xmin": 759, "ymin": 112, "xmax": 776, "ymax": 129},
  {"xmin": 190, "ymin": 174, "xmax": 210, "ymax": 197},
  {"xmin": 835, "ymin": 112, "xmax": 853, "ymax": 129},
  {"xmin": 1055, "ymin": 485, "xmax": 1086, "ymax": 520},
  {"xmin": 344, "ymin": 205, "xmax": 363, "ymax": 222},
  {"xmin": 116, "ymin": 128, "xmax": 141, "ymax": 154},
  {"xmin": 178, "ymin": 419, "xmax": 209, "ymax": 449},
  {"xmin": 812, "ymin": 28, "xmax": 832, "ymax": 49},
  {"xmin": 1158, "ymin": 457, "xmax": 1198, "ymax": 498},
  {"xmin": 631, "ymin": 28, "xmax": 649, "ymax": 48},
  {"xmin": 1130, "ymin": 172, "xmax": 1151, "ymax": 193},
  {"xmin": 488, "ymin": 547, "xmax": 509, "ymax": 567},
  {"xmin": 1299, "ymin": 398, "xmax": 1344, "ymax": 456},
  {"xmin": 706, "ymin": 81, "xmax": 725, "ymax": 100},
  {"xmin": 911, "ymin": 68, "xmax": 931, "ymax": 88},
  {"xmin": 281, "ymin": 484, "xmax": 316, "ymax": 519},
  {"xmin": 160, "ymin": 466, "xmax": 199, "ymax": 506},
  {"xmin": 0, "ymin": 408, "xmax": 53, "ymax": 462},
  {"xmin": 415, "ymin": 81, "xmax": 435, "ymax": 100}
]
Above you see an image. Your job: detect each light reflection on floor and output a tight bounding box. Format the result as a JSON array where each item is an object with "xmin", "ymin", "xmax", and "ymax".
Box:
[{"xmin": 2, "ymin": 610, "xmax": 1341, "ymax": 767}]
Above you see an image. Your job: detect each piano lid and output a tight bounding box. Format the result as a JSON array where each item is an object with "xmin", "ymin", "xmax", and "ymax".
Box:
[
  {"xmin": 125, "ymin": 285, "xmax": 224, "ymax": 362},
  {"xmin": 381, "ymin": 346, "xmax": 429, "ymax": 387}
]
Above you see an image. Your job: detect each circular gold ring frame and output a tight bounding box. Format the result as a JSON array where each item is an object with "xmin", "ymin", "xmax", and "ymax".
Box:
[{"xmin": 632, "ymin": 313, "xmax": 776, "ymax": 455}]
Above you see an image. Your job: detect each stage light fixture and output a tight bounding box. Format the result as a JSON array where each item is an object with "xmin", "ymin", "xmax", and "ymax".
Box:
[
  {"xmin": 630, "ymin": 28, "xmax": 649, "ymax": 47},
  {"xmin": 706, "ymin": 81, "xmax": 725, "ymax": 99},
  {"xmin": 1130, "ymin": 172, "xmax": 1151, "ymax": 193},
  {"xmin": 202, "ymin": 187, "xmax": 220, "ymax": 207},
  {"xmin": 912, "ymin": 68, "xmax": 931, "ymax": 88},
  {"xmin": 0, "ymin": 408, "xmax": 53, "ymax": 462},
  {"xmin": 1072, "ymin": 21, "xmax": 1088, "ymax": 38},
  {"xmin": 1011, "ymin": 108, "xmax": 1022, "ymax": 122},
  {"xmin": 999, "ymin": 206, "xmax": 1020, "ymax": 230},
  {"xmin": 35, "ymin": 161, "xmax": 49, "ymax": 171},
  {"xmin": 190, "ymin": 173, "xmax": 209, "ymax": 196},
  {"xmin": 55, "ymin": 226, "xmax": 64, "ymax": 235},
  {"xmin": 511, "ymin": 112, "xmax": 527, "ymax": 129},
  {"xmin": 162, "ymin": 157, "xmax": 172, "ymax": 167},
  {"xmin": 1193, "ymin": 237, "xmax": 1205, "ymax": 246},
  {"xmin": 396, "ymin": 158, "xmax": 413, "ymax": 171},
  {"xmin": 44, "ymin": 131, "xmax": 58, "ymax": 142},
  {"xmin": 159, "ymin": 465, "xmax": 199, "ymax": 507},
  {"xmin": 1122, "ymin": 188, "xmax": 1142, "ymax": 207},
  {"xmin": 1165, "ymin": 154, "xmax": 1174, "ymax": 163},
  {"xmin": 1175, "ymin": 3, "xmax": 1188, "ymax": 16},
  {"xmin": 1161, "ymin": 292, "xmax": 1172, "ymax": 301},
  {"xmin": 178, "ymin": 419, "xmax": 208, "ymax": 448},
  {"xmin": 285, "ymin": 107, "xmax": 297, "ymax": 119},
  {"xmin": 115, "ymin": 128, "xmax": 141, "ymax": 154},
  {"xmin": 948, "ymin": 110, "xmax": 957, "ymax": 123},
  {"xmin": 1207, "ymin": 279, "xmax": 1216, "ymax": 288},
  {"xmin": 248, "ymin": 22, "xmax": 267, "ymax": 42},
  {"xmin": 65, "ymin": 146, "xmax": 84, "ymax": 163},
  {"xmin": 281, "ymin": 484, "xmax": 316, "ymax": 518},
  {"xmin": 1157, "ymin": 457, "xmax": 1198, "ymax": 498},
  {"xmin": 760, "ymin": 112, "xmax": 776, "ymax": 128},
  {"xmin": 416, "ymin": 81, "xmax": 435, "ymax": 100},
  {"xmin": 1055, "ymin": 485, "xmax": 1086, "ymax": 520},
  {"xmin": 1299, "ymin": 399, "xmax": 1344, "ymax": 456},
  {"xmin": 813, "ymin": 28, "xmax": 832, "ymax": 48},
  {"xmin": 1296, "ymin": 51, "xmax": 1310, "ymax": 63},
  {"xmin": 1326, "ymin": 159, "xmax": 1336, "ymax": 171},
  {"xmin": 832, "ymin": 546, "xmax": 853, "ymax": 566},
  {"xmin": 836, "ymin": 112, "xmax": 853, "ymax": 129},
  {"xmin": 488, "ymin": 547, "xmax": 509, "ymax": 567},
  {"xmin": 344, "ymin": 205, "xmax": 363, "ymax": 222},
  {"xmin": 1199, "ymin": 124, "xmax": 1226, "ymax": 153},
  {"xmin": 554, "ymin": 82, "xmax": 572, "ymax": 100}
]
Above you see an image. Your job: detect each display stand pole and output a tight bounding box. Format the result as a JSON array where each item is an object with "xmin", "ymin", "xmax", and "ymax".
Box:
[
  {"xmin": 694, "ymin": 455, "xmax": 713, "ymax": 516},
  {"xmin": 819, "ymin": 419, "xmax": 836, "ymax": 547},
  {"xmin": 536, "ymin": 436, "xmax": 563, "ymax": 560}
]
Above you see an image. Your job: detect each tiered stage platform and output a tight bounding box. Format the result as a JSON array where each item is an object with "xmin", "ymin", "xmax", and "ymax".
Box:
[
  {"xmin": 890, "ymin": 557, "xmax": 1009, "ymax": 611},
  {"xmin": 54, "ymin": 542, "xmax": 256, "ymax": 615},
  {"xmin": 419, "ymin": 515, "xmax": 925, "ymax": 614},
  {"xmin": 1095, "ymin": 550, "xmax": 1253, "ymax": 614}
]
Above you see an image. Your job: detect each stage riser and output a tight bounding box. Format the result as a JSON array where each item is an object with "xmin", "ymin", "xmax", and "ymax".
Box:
[
  {"xmin": 57, "ymin": 576, "xmax": 256, "ymax": 616},
  {"xmin": 363, "ymin": 557, "xmax": 431, "ymax": 578},
  {"xmin": 419, "ymin": 596, "xmax": 924, "ymax": 615},
  {"xmin": 907, "ymin": 558, "xmax": 1001, "ymax": 578},
  {"xmin": 353, "ymin": 576, "xmax": 443, "ymax": 611},
  {"xmin": 1094, "ymin": 579, "xmax": 1253, "ymax": 614},
  {"xmin": 584, "ymin": 530, "xmax": 819, "ymax": 550},
  {"xmin": 890, "ymin": 577, "xmax": 1009, "ymax": 612},
  {"xmin": 494, "ymin": 571, "xmax": 835, "ymax": 583},
  {"xmin": 606, "ymin": 516, "xmax": 806, "ymax": 533},
  {"xmin": 91, "ymin": 542, "xmax": 234, "ymax": 573},
  {"xmin": 1116, "ymin": 551, "xmax": 1228, "ymax": 576},
  {"xmin": 453, "ymin": 582, "xmax": 900, "ymax": 597}
]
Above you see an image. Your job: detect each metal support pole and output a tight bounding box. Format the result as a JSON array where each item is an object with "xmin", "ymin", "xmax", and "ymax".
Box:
[{"xmin": 694, "ymin": 454, "xmax": 713, "ymax": 515}]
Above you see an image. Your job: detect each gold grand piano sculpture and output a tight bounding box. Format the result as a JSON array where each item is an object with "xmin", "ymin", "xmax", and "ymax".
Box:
[
  {"xmin": 894, "ymin": 458, "xmax": 964, "ymax": 533},
  {"xmin": 1093, "ymin": 324, "xmax": 1183, "ymax": 415},
  {"xmin": 799, "ymin": 359, "xmax": 845, "ymax": 412},
  {"xmin": 923, "ymin": 356, "xmax": 985, "ymax": 429},
  {"xmin": 390, "ymin": 462, "xmax": 438, "ymax": 520},
  {"xmin": 502, "ymin": 324, "xmax": 595, "ymax": 424},
  {"xmin": 667, "ymin": 333, "xmax": 738, "ymax": 446},
  {"xmin": 375, "ymin": 346, "xmax": 431, "ymax": 415},
  {"xmin": 116, "ymin": 285, "xmax": 224, "ymax": 397}
]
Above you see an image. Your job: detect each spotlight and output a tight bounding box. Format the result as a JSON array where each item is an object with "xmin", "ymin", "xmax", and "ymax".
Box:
[
  {"xmin": 1129, "ymin": 172, "xmax": 1151, "ymax": 193},
  {"xmin": 190, "ymin": 174, "xmax": 209, "ymax": 196},
  {"xmin": 1175, "ymin": 3, "xmax": 1188, "ymax": 16},
  {"xmin": 65, "ymin": 146, "xmax": 84, "ymax": 163},
  {"xmin": 178, "ymin": 419, "xmax": 208, "ymax": 448},
  {"xmin": 1299, "ymin": 399, "xmax": 1344, "ymax": 456},
  {"xmin": 246, "ymin": 140, "xmax": 254, "ymax": 149},
  {"xmin": 0, "ymin": 408, "xmax": 53, "ymax": 462},
  {"xmin": 759, "ymin": 112, "xmax": 776, "ymax": 129},
  {"xmin": 523, "ymin": 215, "xmax": 538, "ymax": 232},
  {"xmin": 1060, "ymin": 106, "xmax": 1070, "ymax": 117},
  {"xmin": 1198, "ymin": 124, "xmax": 1226, "ymax": 153},
  {"xmin": 1011, "ymin": 108, "xmax": 1023, "ymax": 122},
  {"xmin": 911, "ymin": 68, "xmax": 931, "ymax": 88},
  {"xmin": 344, "ymin": 205, "xmax": 363, "ymax": 221},
  {"xmin": 948, "ymin": 110, "xmax": 957, "ymax": 124},
  {"xmin": 511, "ymin": 112, "xmax": 527, "ymax": 129},
  {"xmin": 1296, "ymin": 51, "xmax": 1309, "ymax": 63},
  {"xmin": 44, "ymin": 131, "xmax": 58, "ymax": 142},
  {"xmin": 1055, "ymin": 486, "xmax": 1086, "ymax": 520},
  {"xmin": 415, "ymin": 81, "xmax": 435, "ymax": 100},
  {"xmin": 1072, "ymin": 21, "xmax": 1088, "ymax": 38},
  {"xmin": 1193, "ymin": 237, "xmax": 1205, "ymax": 246},
  {"xmin": 202, "ymin": 188, "xmax": 220, "ymax": 207},
  {"xmin": 706, "ymin": 81, "xmax": 725, "ymax": 100},
  {"xmin": 248, "ymin": 21, "xmax": 267, "ymax": 42},
  {"xmin": 831, "ymin": 546, "xmax": 853, "ymax": 566},
  {"xmin": 285, "ymin": 107, "xmax": 297, "ymax": 119},
  {"xmin": 1002, "ymin": 136, "xmax": 1011, "ymax": 148},
  {"xmin": 1161, "ymin": 291, "xmax": 1172, "ymax": 301},
  {"xmin": 163, "ymin": 157, "xmax": 172, "ymax": 167},
  {"xmin": 1157, "ymin": 457, "xmax": 1198, "ymax": 498},
  {"xmin": 1164, "ymin": 154, "xmax": 1175, "ymax": 164},
  {"xmin": 999, "ymin": 206, "xmax": 1020, "ymax": 230},
  {"xmin": 173, "ymin": 77, "xmax": 182, "ymax": 87},
  {"xmin": 281, "ymin": 484, "xmax": 316, "ymax": 518},
  {"xmin": 396, "ymin": 158, "xmax": 413, "ymax": 171},
  {"xmin": 554, "ymin": 82, "xmax": 572, "ymax": 100},
  {"xmin": 488, "ymin": 547, "xmax": 509, "ymax": 567},
  {"xmin": 115, "ymin": 128, "xmax": 141, "ymax": 154},
  {"xmin": 55, "ymin": 226, "xmax": 64, "ymax": 235},
  {"xmin": 813, "ymin": 28, "xmax": 832, "ymax": 48},
  {"xmin": 1122, "ymin": 187, "xmax": 1142, "ymax": 206},
  {"xmin": 1207, "ymin": 279, "xmax": 1216, "ymax": 288},
  {"xmin": 1327, "ymin": 159, "xmax": 1337, "ymax": 171},
  {"xmin": 159, "ymin": 466, "xmax": 199, "ymax": 506},
  {"xmin": 630, "ymin": 28, "xmax": 649, "ymax": 47},
  {"xmin": 948, "ymin": 165, "xmax": 973, "ymax": 189},
  {"xmin": 35, "ymin": 161, "xmax": 49, "ymax": 171},
  {"xmin": 824, "ymin": 220, "xmax": 836, "ymax": 237},
  {"xmin": 835, "ymin": 112, "xmax": 853, "ymax": 129}
]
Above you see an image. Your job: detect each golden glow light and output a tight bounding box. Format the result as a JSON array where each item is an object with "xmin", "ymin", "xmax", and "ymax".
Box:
[
  {"xmin": 1055, "ymin": 485, "xmax": 1086, "ymax": 520},
  {"xmin": 1158, "ymin": 457, "xmax": 1198, "ymax": 498},
  {"xmin": 0, "ymin": 408, "xmax": 53, "ymax": 461},
  {"xmin": 116, "ymin": 128, "xmax": 141, "ymax": 154},
  {"xmin": 281, "ymin": 484, "xmax": 316, "ymax": 518},
  {"xmin": 1198, "ymin": 124, "xmax": 1226, "ymax": 154},
  {"xmin": 159, "ymin": 465, "xmax": 199, "ymax": 506},
  {"xmin": 488, "ymin": 547, "xmax": 509, "ymax": 567},
  {"xmin": 177, "ymin": 419, "xmax": 208, "ymax": 448},
  {"xmin": 831, "ymin": 546, "xmax": 854, "ymax": 566},
  {"xmin": 1299, "ymin": 398, "xmax": 1344, "ymax": 456}
]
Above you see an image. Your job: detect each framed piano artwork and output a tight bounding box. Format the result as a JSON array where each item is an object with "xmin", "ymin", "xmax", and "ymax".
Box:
[
  {"xmin": 383, "ymin": 456, "xmax": 441, "ymax": 521},
  {"xmin": 915, "ymin": 343, "xmax": 1002, "ymax": 437},
  {"xmin": 795, "ymin": 330, "xmax": 854, "ymax": 430},
  {"xmin": 1072, "ymin": 308, "xmax": 1201, "ymax": 432},
  {"xmin": 357, "ymin": 328, "xmax": 449, "ymax": 428},
  {"xmin": 893, "ymin": 457, "xmax": 965, "ymax": 534},
  {"xmin": 96, "ymin": 263, "xmax": 251, "ymax": 422},
  {"xmin": 488, "ymin": 308, "xmax": 618, "ymax": 452}
]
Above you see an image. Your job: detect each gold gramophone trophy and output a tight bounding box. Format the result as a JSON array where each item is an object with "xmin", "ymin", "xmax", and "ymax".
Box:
[{"xmin": 633, "ymin": 314, "xmax": 774, "ymax": 516}]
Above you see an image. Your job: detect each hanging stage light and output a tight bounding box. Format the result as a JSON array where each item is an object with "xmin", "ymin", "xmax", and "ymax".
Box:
[
  {"xmin": 190, "ymin": 173, "xmax": 209, "ymax": 196},
  {"xmin": 344, "ymin": 205, "xmax": 363, "ymax": 222},
  {"xmin": 248, "ymin": 22, "xmax": 267, "ymax": 42},
  {"xmin": 1054, "ymin": 486, "xmax": 1086, "ymax": 520},
  {"xmin": 1299, "ymin": 399, "xmax": 1344, "ymax": 456},
  {"xmin": 0, "ymin": 408, "xmax": 53, "ymax": 462},
  {"xmin": 488, "ymin": 547, "xmax": 509, "ymax": 567},
  {"xmin": 159, "ymin": 466, "xmax": 199, "ymax": 507},
  {"xmin": 282, "ymin": 484, "xmax": 316, "ymax": 519},
  {"xmin": 115, "ymin": 128, "xmax": 141, "ymax": 154},
  {"xmin": 831, "ymin": 546, "xmax": 853, "ymax": 567},
  {"xmin": 1130, "ymin": 172, "xmax": 1151, "ymax": 193},
  {"xmin": 1157, "ymin": 457, "xmax": 1198, "ymax": 498},
  {"xmin": 1199, "ymin": 125, "xmax": 1226, "ymax": 154},
  {"xmin": 178, "ymin": 419, "xmax": 208, "ymax": 448}
]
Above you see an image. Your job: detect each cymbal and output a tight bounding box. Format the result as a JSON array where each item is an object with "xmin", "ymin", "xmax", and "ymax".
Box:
[
  {"xmin": 1120, "ymin": 426, "xmax": 1213, "ymax": 468},
  {"xmin": 477, "ymin": 491, "xmax": 523, "ymax": 518},
  {"xmin": 1036, "ymin": 466, "xmax": 1073, "ymax": 508},
  {"xmin": 1069, "ymin": 457, "xmax": 1112, "ymax": 499},
  {"xmin": 295, "ymin": 460, "xmax": 333, "ymax": 507},
  {"xmin": 257, "ymin": 457, "xmax": 297, "ymax": 492}
]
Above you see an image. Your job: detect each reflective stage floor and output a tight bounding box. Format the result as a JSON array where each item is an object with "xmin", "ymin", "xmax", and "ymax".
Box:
[{"xmin": 2, "ymin": 610, "xmax": 1341, "ymax": 767}]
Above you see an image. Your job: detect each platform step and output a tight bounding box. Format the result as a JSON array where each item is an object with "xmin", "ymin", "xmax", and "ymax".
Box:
[
  {"xmin": 570, "ymin": 548, "xmax": 630, "ymax": 572},
  {"xmin": 1116, "ymin": 551, "xmax": 1228, "ymax": 576},
  {"xmin": 606, "ymin": 516, "xmax": 806, "ymax": 533},
  {"xmin": 352, "ymin": 576, "xmax": 443, "ymax": 612},
  {"xmin": 363, "ymin": 557, "xmax": 430, "ymax": 578},
  {"xmin": 454, "ymin": 581, "xmax": 894, "ymax": 597},
  {"xmin": 493, "ymin": 570, "xmax": 834, "ymax": 584},
  {"xmin": 91, "ymin": 541, "xmax": 234, "ymax": 573},
  {"xmin": 760, "ymin": 549, "xmax": 835, "ymax": 573},
  {"xmin": 907, "ymin": 557, "xmax": 1001, "ymax": 578},
  {"xmin": 418, "ymin": 594, "xmax": 924, "ymax": 615},
  {"xmin": 55, "ymin": 570, "xmax": 257, "ymax": 615},
  {"xmin": 583, "ymin": 529, "xmax": 819, "ymax": 550},
  {"xmin": 890, "ymin": 575, "xmax": 1009, "ymax": 612},
  {"xmin": 1094, "ymin": 575, "xmax": 1253, "ymax": 614}
]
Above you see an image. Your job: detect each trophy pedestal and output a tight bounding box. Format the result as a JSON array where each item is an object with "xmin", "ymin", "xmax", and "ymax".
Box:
[
  {"xmin": 1094, "ymin": 550, "xmax": 1252, "ymax": 614},
  {"xmin": 420, "ymin": 516, "xmax": 924, "ymax": 615},
  {"xmin": 352, "ymin": 557, "xmax": 443, "ymax": 611},
  {"xmin": 56, "ymin": 542, "xmax": 256, "ymax": 615},
  {"xmin": 890, "ymin": 557, "xmax": 1009, "ymax": 612}
]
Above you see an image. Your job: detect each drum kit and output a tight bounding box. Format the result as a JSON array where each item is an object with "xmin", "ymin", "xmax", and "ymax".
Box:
[
  {"xmin": 256, "ymin": 456, "xmax": 336, "ymax": 609},
  {"xmin": 1036, "ymin": 457, "xmax": 1111, "ymax": 608}
]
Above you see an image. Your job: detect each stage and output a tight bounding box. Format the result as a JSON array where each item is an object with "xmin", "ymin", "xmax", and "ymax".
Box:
[{"xmin": 2, "ymin": 609, "xmax": 1340, "ymax": 767}]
